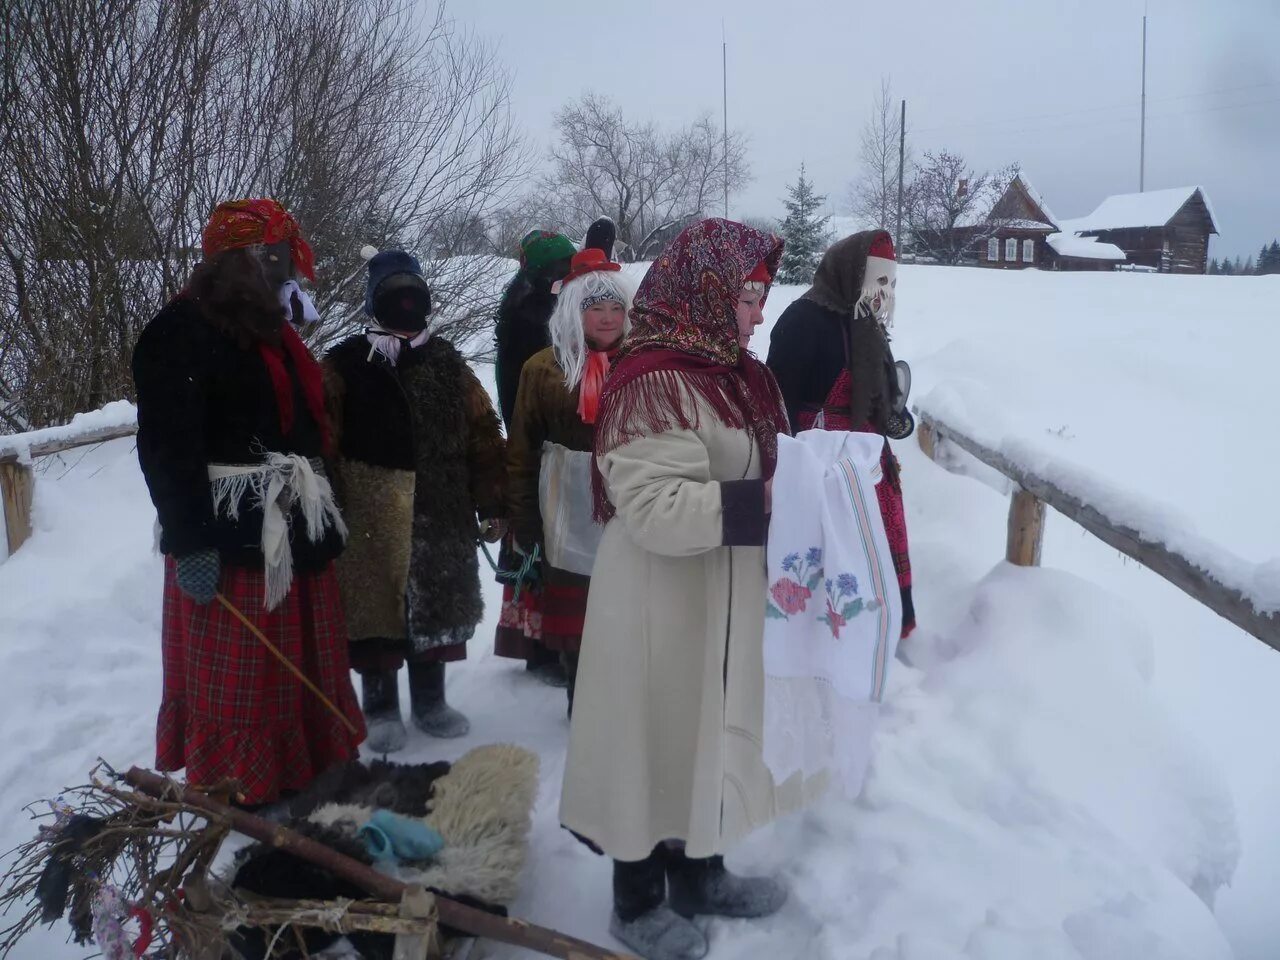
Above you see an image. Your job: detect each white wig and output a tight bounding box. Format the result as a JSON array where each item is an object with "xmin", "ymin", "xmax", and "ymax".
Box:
[{"xmin": 549, "ymin": 268, "xmax": 636, "ymax": 391}]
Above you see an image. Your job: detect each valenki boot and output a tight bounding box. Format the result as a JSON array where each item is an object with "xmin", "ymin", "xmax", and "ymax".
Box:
[
  {"xmin": 407, "ymin": 660, "xmax": 470, "ymax": 738},
  {"xmin": 611, "ymin": 848, "xmax": 707, "ymax": 960},
  {"xmin": 667, "ymin": 854, "xmax": 787, "ymax": 920},
  {"xmin": 360, "ymin": 670, "xmax": 407, "ymax": 754}
]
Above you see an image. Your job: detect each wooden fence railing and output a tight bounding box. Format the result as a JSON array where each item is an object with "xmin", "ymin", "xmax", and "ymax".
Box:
[
  {"xmin": 0, "ymin": 421, "xmax": 139, "ymax": 557},
  {"xmin": 916, "ymin": 410, "xmax": 1280, "ymax": 653}
]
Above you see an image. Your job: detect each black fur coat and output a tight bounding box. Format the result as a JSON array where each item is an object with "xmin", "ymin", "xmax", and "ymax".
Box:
[{"xmin": 325, "ymin": 335, "xmax": 505, "ymax": 646}]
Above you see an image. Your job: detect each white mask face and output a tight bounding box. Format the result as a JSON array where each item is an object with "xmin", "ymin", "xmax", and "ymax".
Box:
[{"xmin": 859, "ymin": 256, "xmax": 897, "ymax": 326}]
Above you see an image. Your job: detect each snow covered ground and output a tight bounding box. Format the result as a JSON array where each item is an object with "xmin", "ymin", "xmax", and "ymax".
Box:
[{"xmin": 1, "ymin": 264, "xmax": 1277, "ymax": 958}]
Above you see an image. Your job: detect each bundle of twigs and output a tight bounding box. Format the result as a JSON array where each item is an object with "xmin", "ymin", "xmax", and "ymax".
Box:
[
  {"xmin": 0, "ymin": 764, "xmax": 633, "ymax": 960},
  {"xmin": 0, "ymin": 762, "xmax": 229, "ymax": 958}
]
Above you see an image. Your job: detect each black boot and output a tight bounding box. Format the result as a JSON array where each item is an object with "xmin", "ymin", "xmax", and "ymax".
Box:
[
  {"xmin": 611, "ymin": 847, "xmax": 707, "ymax": 960},
  {"xmin": 407, "ymin": 660, "xmax": 470, "ymax": 739},
  {"xmin": 667, "ymin": 853, "xmax": 787, "ymax": 920},
  {"xmin": 360, "ymin": 670, "xmax": 407, "ymax": 754},
  {"xmin": 526, "ymin": 642, "xmax": 568, "ymax": 687},
  {"xmin": 562, "ymin": 651, "xmax": 579, "ymax": 719}
]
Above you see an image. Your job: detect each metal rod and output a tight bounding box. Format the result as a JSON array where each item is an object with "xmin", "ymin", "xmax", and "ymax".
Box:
[
  {"xmin": 722, "ymin": 23, "xmax": 729, "ymax": 218},
  {"xmin": 895, "ymin": 99, "xmax": 907, "ymax": 252},
  {"xmin": 1140, "ymin": 14, "xmax": 1147, "ymax": 192}
]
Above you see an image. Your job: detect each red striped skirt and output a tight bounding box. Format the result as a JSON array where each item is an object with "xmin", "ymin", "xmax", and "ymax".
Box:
[
  {"xmin": 495, "ymin": 568, "xmax": 589, "ymax": 658},
  {"xmin": 157, "ymin": 559, "xmax": 366, "ymax": 804}
]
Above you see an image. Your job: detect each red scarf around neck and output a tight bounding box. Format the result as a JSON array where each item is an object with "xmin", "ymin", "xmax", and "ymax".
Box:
[{"xmin": 257, "ymin": 323, "xmax": 332, "ymax": 455}]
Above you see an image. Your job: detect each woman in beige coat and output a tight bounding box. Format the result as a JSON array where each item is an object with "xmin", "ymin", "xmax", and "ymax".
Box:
[{"xmin": 561, "ymin": 219, "xmax": 803, "ymax": 960}]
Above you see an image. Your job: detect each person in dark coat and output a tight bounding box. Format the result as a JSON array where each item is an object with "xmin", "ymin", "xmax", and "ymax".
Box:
[
  {"xmin": 132, "ymin": 198, "xmax": 365, "ymax": 807},
  {"xmin": 497, "ymin": 248, "xmax": 635, "ymax": 713},
  {"xmin": 492, "ymin": 227, "xmax": 589, "ymax": 686},
  {"xmin": 765, "ymin": 229, "xmax": 917, "ymax": 637},
  {"xmin": 325, "ymin": 250, "xmax": 506, "ymax": 750},
  {"xmin": 494, "ymin": 230, "xmax": 576, "ymax": 429}
]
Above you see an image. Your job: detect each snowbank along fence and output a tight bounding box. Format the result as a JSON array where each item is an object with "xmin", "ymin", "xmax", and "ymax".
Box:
[
  {"xmin": 916, "ymin": 409, "xmax": 1280, "ymax": 653},
  {"xmin": 0, "ymin": 416, "xmax": 139, "ymax": 557}
]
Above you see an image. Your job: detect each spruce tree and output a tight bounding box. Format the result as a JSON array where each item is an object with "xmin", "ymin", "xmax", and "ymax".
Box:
[
  {"xmin": 1208, "ymin": 257, "xmax": 1219, "ymax": 275},
  {"xmin": 777, "ymin": 163, "xmax": 831, "ymax": 285},
  {"xmin": 1245, "ymin": 256, "xmax": 1256, "ymax": 275}
]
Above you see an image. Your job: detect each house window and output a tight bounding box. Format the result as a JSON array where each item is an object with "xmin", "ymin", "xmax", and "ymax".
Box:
[
  {"xmin": 1022, "ymin": 239, "xmax": 1034, "ymax": 263},
  {"xmin": 1005, "ymin": 238, "xmax": 1017, "ymax": 262},
  {"xmin": 987, "ymin": 238, "xmax": 999, "ymax": 262}
]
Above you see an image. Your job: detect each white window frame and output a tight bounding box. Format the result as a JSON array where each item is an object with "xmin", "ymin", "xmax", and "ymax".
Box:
[
  {"xmin": 987, "ymin": 238, "xmax": 999, "ymax": 262},
  {"xmin": 1005, "ymin": 238, "xmax": 1018, "ymax": 262},
  {"xmin": 1022, "ymin": 239, "xmax": 1034, "ymax": 263}
]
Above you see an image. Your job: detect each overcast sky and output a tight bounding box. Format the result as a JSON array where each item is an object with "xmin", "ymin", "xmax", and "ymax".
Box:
[{"xmin": 461, "ymin": 0, "xmax": 1279, "ymax": 263}]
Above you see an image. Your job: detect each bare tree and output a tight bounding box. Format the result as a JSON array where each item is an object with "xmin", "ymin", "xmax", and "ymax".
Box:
[
  {"xmin": 0, "ymin": 0, "xmax": 525, "ymax": 429},
  {"xmin": 541, "ymin": 94, "xmax": 751, "ymax": 261},
  {"xmin": 907, "ymin": 150, "xmax": 1018, "ymax": 265},
  {"xmin": 848, "ymin": 78, "xmax": 911, "ymax": 235}
]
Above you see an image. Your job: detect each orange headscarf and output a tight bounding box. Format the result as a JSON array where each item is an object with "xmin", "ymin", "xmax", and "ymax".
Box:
[{"xmin": 200, "ymin": 198, "xmax": 317, "ymax": 282}]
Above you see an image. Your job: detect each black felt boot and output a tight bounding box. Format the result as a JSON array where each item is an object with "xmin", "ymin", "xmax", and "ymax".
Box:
[
  {"xmin": 407, "ymin": 661, "xmax": 470, "ymax": 739},
  {"xmin": 526, "ymin": 642, "xmax": 567, "ymax": 687},
  {"xmin": 360, "ymin": 670, "xmax": 407, "ymax": 754},
  {"xmin": 562, "ymin": 651, "xmax": 579, "ymax": 719},
  {"xmin": 667, "ymin": 853, "xmax": 787, "ymax": 920},
  {"xmin": 611, "ymin": 847, "xmax": 707, "ymax": 960}
]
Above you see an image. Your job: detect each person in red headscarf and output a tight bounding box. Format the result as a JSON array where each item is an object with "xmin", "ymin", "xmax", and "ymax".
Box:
[
  {"xmin": 496, "ymin": 248, "xmax": 636, "ymax": 714},
  {"xmin": 765, "ymin": 230, "xmax": 916, "ymax": 638},
  {"xmin": 560, "ymin": 219, "xmax": 812, "ymax": 960},
  {"xmin": 131, "ymin": 198, "xmax": 364, "ymax": 808}
]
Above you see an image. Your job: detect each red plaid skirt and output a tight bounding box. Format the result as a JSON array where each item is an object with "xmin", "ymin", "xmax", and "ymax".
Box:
[
  {"xmin": 495, "ymin": 569, "xmax": 590, "ymax": 657},
  {"xmin": 157, "ymin": 559, "xmax": 366, "ymax": 804}
]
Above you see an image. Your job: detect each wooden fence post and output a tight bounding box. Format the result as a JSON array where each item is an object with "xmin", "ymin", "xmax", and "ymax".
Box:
[
  {"xmin": 1005, "ymin": 487, "xmax": 1045, "ymax": 567},
  {"xmin": 0, "ymin": 461, "xmax": 34, "ymax": 557}
]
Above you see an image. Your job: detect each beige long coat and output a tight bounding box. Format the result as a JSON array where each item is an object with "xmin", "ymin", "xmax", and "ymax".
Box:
[{"xmin": 560, "ymin": 388, "xmax": 819, "ymax": 862}]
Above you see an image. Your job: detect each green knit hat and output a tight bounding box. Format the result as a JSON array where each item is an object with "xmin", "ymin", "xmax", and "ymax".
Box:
[{"xmin": 518, "ymin": 230, "xmax": 575, "ymax": 274}]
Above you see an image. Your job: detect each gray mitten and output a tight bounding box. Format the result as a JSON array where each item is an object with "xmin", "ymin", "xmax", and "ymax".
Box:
[{"xmin": 175, "ymin": 548, "xmax": 220, "ymax": 604}]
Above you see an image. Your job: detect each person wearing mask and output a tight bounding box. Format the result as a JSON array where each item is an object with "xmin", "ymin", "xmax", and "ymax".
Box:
[
  {"xmin": 766, "ymin": 230, "xmax": 916, "ymax": 637},
  {"xmin": 325, "ymin": 250, "xmax": 506, "ymax": 749},
  {"xmin": 133, "ymin": 198, "xmax": 364, "ymax": 807}
]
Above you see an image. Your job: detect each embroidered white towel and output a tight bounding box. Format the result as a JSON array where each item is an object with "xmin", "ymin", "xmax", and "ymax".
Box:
[{"xmin": 762, "ymin": 429, "xmax": 903, "ymax": 798}]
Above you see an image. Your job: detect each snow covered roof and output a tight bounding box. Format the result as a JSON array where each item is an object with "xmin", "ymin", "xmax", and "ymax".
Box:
[
  {"xmin": 1062, "ymin": 186, "xmax": 1219, "ymax": 234},
  {"xmin": 1014, "ymin": 174, "xmax": 1059, "ymax": 228},
  {"xmin": 1046, "ymin": 232, "xmax": 1126, "ymax": 261},
  {"xmin": 994, "ymin": 218, "xmax": 1057, "ymax": 232}
]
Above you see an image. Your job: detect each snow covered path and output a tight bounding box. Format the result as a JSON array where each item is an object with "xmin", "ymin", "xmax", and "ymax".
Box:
[{"xmin": 2, "ymin": 266, "xmax": 1277, "ymax": 958}]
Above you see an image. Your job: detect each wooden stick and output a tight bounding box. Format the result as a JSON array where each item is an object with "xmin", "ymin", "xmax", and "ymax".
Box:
[
  {"xmin": 215, "ymin": 593, "xmax": 360, "ymax": 735},
  {"xmin": 123, "ymin": 768, "xmax": 634, "ymax": 960}
]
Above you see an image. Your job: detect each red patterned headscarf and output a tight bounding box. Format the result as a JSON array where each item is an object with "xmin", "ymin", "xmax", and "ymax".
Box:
[
  {"xmin": 591, "ymin": 218, "xmax": 790, "ymax": 521},
  {"xmin": 201, "ymin": 198, "xmax": 317, "ymax": 282}
]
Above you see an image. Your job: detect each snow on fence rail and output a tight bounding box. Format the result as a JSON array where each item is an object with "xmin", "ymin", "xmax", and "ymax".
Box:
[
  {"xmin": 0, "ymin": 402, "xmax": 138, "ymax": 556},
  {"xmin": 915, "ymin": 407, "xmax": 1280, "ymax": 653}
]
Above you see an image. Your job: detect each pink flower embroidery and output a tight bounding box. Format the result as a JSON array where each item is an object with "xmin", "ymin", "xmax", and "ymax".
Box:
[
  {"xmin": 824, "ymin": 599, "xmax": 847, "ymax": 637},
  {"xmin": 770, "ymin": 579, "xmax": 812, "ymax": 616}
]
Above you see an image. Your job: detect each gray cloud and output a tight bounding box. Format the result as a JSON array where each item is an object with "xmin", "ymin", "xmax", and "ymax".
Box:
[{"xmin": 463, "ymin": 0, "xmax": 1279, "ymax": 261}]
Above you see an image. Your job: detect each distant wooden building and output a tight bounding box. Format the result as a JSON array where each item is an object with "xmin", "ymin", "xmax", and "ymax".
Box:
[
  {"xmin": 953, "ymin": 174, "xmax": 1126, "ymax": 271},
  {"xmin": 1057, "ymin": 186, "xmax": 1218, "ymax": 274}
]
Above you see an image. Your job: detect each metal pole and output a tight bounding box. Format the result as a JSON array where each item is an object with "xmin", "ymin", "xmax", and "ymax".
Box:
[
  {"xmin": 722, "ymin": 25, "xmax": 729, "ymax": 218},
  {"xmin": 1140, "ymin": 15, "xmax": 1147, "ymax": 192},
  {"xmin": 895, "ymin": 99, "xmax": 906, "ymax": 252}
]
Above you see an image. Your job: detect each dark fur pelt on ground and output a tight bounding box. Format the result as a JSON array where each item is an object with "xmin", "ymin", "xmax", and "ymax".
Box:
[
  {"xmin": 286, "ymin": 757, "xmax": 452, "ymax": 820},
  {"xmin": 226, "ymin": 747, "xmax": 537, "ymax": 959}
]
